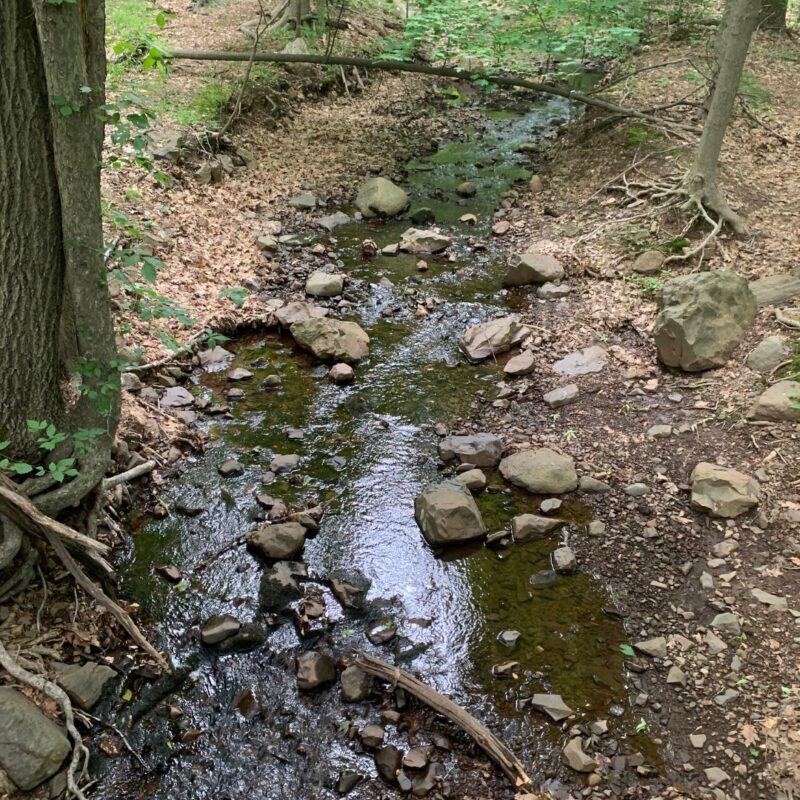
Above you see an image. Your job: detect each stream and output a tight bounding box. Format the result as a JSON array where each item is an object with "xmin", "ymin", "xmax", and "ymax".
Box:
[{"xmin": 98, "ymin": 96, "xmax": 644, "ymax": 799}]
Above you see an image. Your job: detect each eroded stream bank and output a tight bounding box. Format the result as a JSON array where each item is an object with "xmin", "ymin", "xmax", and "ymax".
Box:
[{"xmin": 98, "ymin": 98, "xmax": 656, "ymax": 800}]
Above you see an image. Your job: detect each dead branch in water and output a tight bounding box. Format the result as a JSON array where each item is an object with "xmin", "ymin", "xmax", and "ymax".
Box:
[{"xmin": 353, "ymin": 651, "xmax": 531, "ymax": 788}]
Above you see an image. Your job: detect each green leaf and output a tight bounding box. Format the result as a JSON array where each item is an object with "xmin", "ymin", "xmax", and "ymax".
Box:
[
  {"xmin": 12, "ymin": 463, "xmax": 34, "ymax": 475},
  {"xmin": 619, "ymin": 644, "xmax": 635, "ymax": 657},
  {"xmin": 140, "ymin": 262, "xmax": 158, "ymax": 283},
  {"xmin": 0, "ymin": 441, "xmax": 9, "ymax": 451}
]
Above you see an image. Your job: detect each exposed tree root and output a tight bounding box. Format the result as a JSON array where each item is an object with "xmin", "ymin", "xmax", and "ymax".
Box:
[
  {"xmin": 0, "ymin": 521, "xmax": 37, "ymax": 603},
  {"xmin": 0, "ymin": 638, "xmax": 89, "ymax": 799}
]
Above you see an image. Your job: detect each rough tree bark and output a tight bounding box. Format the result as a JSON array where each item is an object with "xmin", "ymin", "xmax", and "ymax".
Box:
[
  {"xmin": 0, "ymin": 0, "xmax": 118, "ymax": 509},
  {"xmin": 758, "ymin": 0, "xmax": 787, "ymax": 30},
  {"xmin": 683, "ymin": 0, "xmax": 760, "ymax": 234},
  {"xmin": 0, "ymin": 0, "xmax": 119, "ymax": 585}
]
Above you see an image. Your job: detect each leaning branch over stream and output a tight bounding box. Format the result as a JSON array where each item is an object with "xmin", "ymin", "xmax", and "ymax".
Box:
[
  {"xmin": 167, "ymin": 49, "xmax": 701, "ymax": 135},
  {"xmin": 354, "ymin": 652, "xmax": 531, "ymax": 788}
]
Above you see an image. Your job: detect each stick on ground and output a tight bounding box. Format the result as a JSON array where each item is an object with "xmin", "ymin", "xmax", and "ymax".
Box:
[{"xmin": 353, "ymin": 651, "xmax": 531, "ymax": 788}]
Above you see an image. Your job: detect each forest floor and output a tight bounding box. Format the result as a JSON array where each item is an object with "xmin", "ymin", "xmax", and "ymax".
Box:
[{"xmin": 2, "ymin": 2, "xmax": 799, "ymax": 799}]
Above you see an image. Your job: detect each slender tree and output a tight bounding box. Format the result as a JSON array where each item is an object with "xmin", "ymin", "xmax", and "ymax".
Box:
[{"xmin": 681, "ymin": 0, "xmax": 760, "ymax": 233}]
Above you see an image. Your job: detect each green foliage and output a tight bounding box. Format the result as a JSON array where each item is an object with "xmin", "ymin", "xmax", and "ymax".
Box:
[
  {"xmin": 218, "ymin": 287, "xmax": 249, "ymax": 308},
  {"xmin": 382, "ymin": 0, "xmax": 646, "ymax": 77},
  {"xmin": 0, "ymin": 423, "xmax": 103, "ymax": 484},
  {"xmin": 626, "ymin": 271, "xmax": 672, "ymax": 297},
  {"xmin": 174, "ymin": 82, "xmax": 234, "ymax": 127},
  {"xmin": 739, "ymin": 70, "xmax": 773, "ymax": 110},
  {"xmin": 626, "ymin": 125, "xmax": 661, "ymax": 146},
  {"xmin": 107, "ymin": 1, "xmax": 172, "ymax": 81}
]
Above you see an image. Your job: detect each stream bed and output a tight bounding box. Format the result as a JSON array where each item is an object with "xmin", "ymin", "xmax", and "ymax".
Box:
[{"xmin": 98, "ymin": 97, "xmax": 647, "ymax": 799}]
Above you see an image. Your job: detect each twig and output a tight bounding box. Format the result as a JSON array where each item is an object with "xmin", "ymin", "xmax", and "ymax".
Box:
[
  {"xmin": 36, "ymin": 564, "xmax": 48, "ymax": 634},
  {"xmin": 76, "ymin": 710, "xmax": 147, "ymax": 769},
  {"xmin": 353, "ymin": 652, "xmax": 531, "ymax": 788},
  {"xmin": 589, "ymin": 58, "xmax": 691, "ymax": 95},
  {"xmin": 0, "ymin": 637, "xmax": 89, "ymax": 799}
]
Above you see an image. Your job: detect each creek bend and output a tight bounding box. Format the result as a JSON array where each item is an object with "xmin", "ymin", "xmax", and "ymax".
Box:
[{"xmin": 100, "ymin": 99, "xmax": 643, "ymax": 799}]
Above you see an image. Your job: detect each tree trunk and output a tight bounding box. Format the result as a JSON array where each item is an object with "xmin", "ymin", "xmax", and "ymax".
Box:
[
  {"xmin": 0, "ymin": 0, "xmax": 66, "ymax": 454},
  {"xmin": 758, "ymin": 0, "xmax": 787, "ymax": 30},
  {"xmin": 0, "ymin": 0, "xmax": 118, "ymax": 513},
  {"xmin": 685, "ymin": 0, "xmax": 760, "ymax": 234}
]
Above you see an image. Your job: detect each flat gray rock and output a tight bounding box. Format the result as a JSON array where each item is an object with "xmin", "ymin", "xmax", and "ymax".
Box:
[
  {"xmin": 532, "ymin": 693, "xmax": 573, "ymax": 721},
  {"xmin": 499, "ymin": 448, "xmax": 578, "ymax": 494},
  {"xmin": 511, "ymin": 513, "xmax": 563, "ymax": 541},
  {"xmin": 746, "ymin": 335, "xmax": 789, "ymax": 373},
  {"xmin": 690, "ymin": 462, "xmax": 760, "ymax": 518},
  {"xmin": 634, "ymin": 637, "xmax": 667, "ymax": 659},
  {"xmin": 543, "ymin": 383, "xmax": 579, "ymax": 408},
  {"xmin": 553, "ymin": 346, "xmax": 607, "ymax": 376},
  {"xmin": 747, "ymin": 380, "xmax": 800, "ymax": 422}
]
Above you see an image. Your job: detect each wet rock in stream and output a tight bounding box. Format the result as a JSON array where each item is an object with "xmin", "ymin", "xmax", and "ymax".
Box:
[
  {"xmin": 290, "ymin": 318, "xmax": 370, "ymax": 363},
  {"xmin": 438, "ymin": 432, "xmax": 503, "ymax": 467},
  {"xmin": 247, "ymin": 522, "xmax": 307, "ymax": 561},
  {"xmin": 295, "ymin": 651, "xmax": 337, "ymax": 690},
  {"xmin": 459, "ymin": 315, "xmax": 531, "ymax": 362},
  {"xmin": 259, "ymin": 561, "xmax": 307, "ymax": 611},
  {"xmin": 414, "ymin": 480, "xmax": 486, "ymax": 546},
  {"xmin": 503, "ymin": 251, "xmax": 564, "ymax": 286}
]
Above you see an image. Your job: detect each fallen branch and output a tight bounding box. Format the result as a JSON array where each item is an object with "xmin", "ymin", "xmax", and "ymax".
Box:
[
  {"xmin": 353, "ymin": 652, "xmax": 531, "ymax": 788},
  {"xmin": 40, "ymin": 526, "xmax": 168, "ymax": 669},
  {"xmin": 0, "ymin": 638, "xmax": 89, "ymax": 799},
  {"xmin": 166, "ymin": 49, "xmax": 702, "ymax": 135},
  {"xmin": 101, "ymin": 460, "xmax": 157, "ymax": 492}
]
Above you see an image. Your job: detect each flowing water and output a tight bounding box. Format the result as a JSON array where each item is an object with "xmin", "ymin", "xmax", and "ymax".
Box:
[{"xmin": 97, "ymin": 97, "xmax": 645, "ymax": 799}]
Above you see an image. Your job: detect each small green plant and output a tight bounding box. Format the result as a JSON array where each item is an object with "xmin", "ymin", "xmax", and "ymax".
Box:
[
  {"xmin": 218, "ymin": 287, "xmax": 249, "ymax": 308},
  {"xmin": 0, "ymin": 422, "xmax": 103, "ymax": 483},
  {"xmin": 563, "ymin": 429, "xmax": 577, "ymax": 442},
  {"xmin": 626, "ymin": 125, "xmax": 660, "ymax": 147},
  {"xmin": 619, "ymin": 644, "xmax": 635, "ymax": 657},
  {"xmin": 635, "ymin": 718, "xmax": 649, "ymax": 733},
  {"xmin": 626, "ymin": 274, "xmax": 664, "ymax": 296}
]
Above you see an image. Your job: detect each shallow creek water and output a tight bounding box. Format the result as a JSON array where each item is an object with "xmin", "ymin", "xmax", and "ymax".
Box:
[{"xmin": 100, "ymin": 100, "xmax": 644, "ymax": 799}]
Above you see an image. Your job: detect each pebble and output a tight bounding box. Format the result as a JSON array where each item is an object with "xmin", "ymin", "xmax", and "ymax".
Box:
[
  {"xmin": 218, "ymin": 459, "xmax": 244, "ymax": 477},
  {"xmin": 624, "ymin": 483, "xmax": 650, "ymax": 497},
  {"xmin": 540, "ymin": 498, "xmax": 562, "ymax": 514},
  {"xmin": 689, "ymin": 733, "xmax": 706, "ymax": 749},
  {"xmin": 711, "ymin": 612, "xmax": 741, "ymax": 636}
]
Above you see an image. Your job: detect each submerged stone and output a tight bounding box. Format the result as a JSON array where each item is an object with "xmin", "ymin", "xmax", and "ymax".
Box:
[{"xmin": 438, "ymin": 433, "xmax": 503, "ymax": 467}]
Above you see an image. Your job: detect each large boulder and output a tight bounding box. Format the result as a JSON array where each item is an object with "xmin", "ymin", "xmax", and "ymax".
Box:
[
  {"xmin": 746, "ymin": 380, "xmax": 800, "ymax": 422},
  {"xmin": 438, "ymin": 433, "xmax": 503, "ymax": 468},
  {"xmin": 247, "ymin": 522, "xmax": 307, "ymax": 560},
  {"xmin": 398, "ymin": 228, "xmax": 452, "ymax": 254},
  {"xmin": 499, "ymin": 448, "xmax": 578, "ymax": 494},
  {"xmin": 690, "ymin": 462, "xmax": 760, "ymax": 519},
  {"xmin": 503, "ymin": 252, "xmax": 564, "ymax": 286},
  {"xmin": 414, "ymin": 480, "xmax": 486, "ymax": 546},
  {"xmin": 653, "ymin": 271, "xmax": 757, "ymax": 371},
  {"xmin": 355, "ymin": 177, "xmax": 409, "ymax": 218},
  {"xmin": 290, "ymin": 318, "xmax": 369, "ymax": 363},
  {"xmin": 0, "ymin": 688, "xmax": 70, "ymax": 790},
  {"xmin": 459, "ymin": 316, "xmax": 531, "ymax": 362}
]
